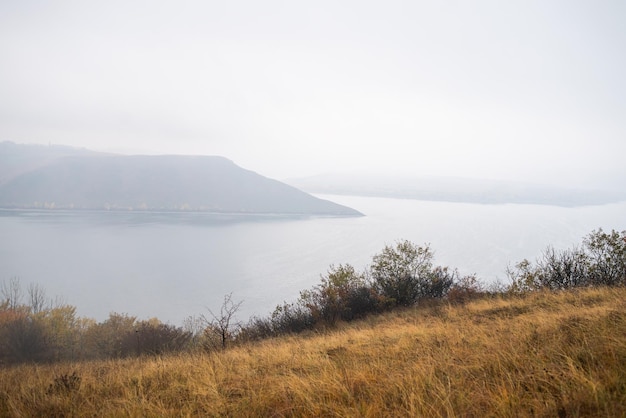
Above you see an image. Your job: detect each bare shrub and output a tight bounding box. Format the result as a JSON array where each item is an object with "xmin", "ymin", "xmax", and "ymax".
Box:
[{"xmin": 448, "ymin": 274, "xmax": 483, "ymax": 304}]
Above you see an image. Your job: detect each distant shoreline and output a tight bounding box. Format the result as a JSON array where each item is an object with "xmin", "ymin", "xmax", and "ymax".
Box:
[
  {"xmin": 0, "ymin": 207, "xmax": 363, "ymax": 218},
  {"xmin": 309, "ymin": 191, "xmax": 626, "ymax": 208}
]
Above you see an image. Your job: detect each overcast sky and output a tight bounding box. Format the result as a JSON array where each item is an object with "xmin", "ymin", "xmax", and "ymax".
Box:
[{"xmin": 1, "ymin": 1, "xmax": 625, "ymax": 189}]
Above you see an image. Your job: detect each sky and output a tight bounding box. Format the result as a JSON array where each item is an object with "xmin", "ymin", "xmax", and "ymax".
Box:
[{"xmin": 1, "ymin": 0, "xmax": 625, "ymax": 190}]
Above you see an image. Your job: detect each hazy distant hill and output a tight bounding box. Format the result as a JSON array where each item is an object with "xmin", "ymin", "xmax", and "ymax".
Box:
[
  {"xmin": 0, "ymin": 141, "xmax": 99, "ymax": 186},
  {"xmin": 286, "ymin": 173, "xmax": 626, "ymax": 207},
  {"xmin": 0, "ymin": 142, "xmax": 361, "ymax": 215}
]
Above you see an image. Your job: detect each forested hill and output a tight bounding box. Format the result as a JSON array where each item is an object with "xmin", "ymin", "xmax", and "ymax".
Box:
[{"xmin": 0, "ymin": 142, "xmax": 362, "ymax": 216}]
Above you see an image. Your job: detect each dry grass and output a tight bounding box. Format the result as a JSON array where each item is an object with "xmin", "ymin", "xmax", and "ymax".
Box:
[{"xmin": 1, "ymin": 287, "xmax": 625, "ymax": 417}]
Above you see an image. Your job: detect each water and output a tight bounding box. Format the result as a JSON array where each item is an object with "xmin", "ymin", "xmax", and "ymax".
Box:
[{"xmin": 1, "ymin": 195, "xmax": 625, "ymax": 325}]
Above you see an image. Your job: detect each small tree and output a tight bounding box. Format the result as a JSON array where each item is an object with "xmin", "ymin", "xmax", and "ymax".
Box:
[
  {"xmin": 36, "ymin": 304, "xmax": 80, "ymax": 361},
  {"xmin": 370, "ymin": 240, "xmax": 443, "ymax": 306},
  {"xmin": 203, "ymin": 293, "xmax": 243, "ymax": 350},
  {"xmin": 584, "ymin": 229, "xmax": 626, "ymax": 286},
  {"xmin": 27, "ymin": 283, "xmax": 48, "ymax": 314},
  {"xmin": 1, "ymin": 277, "xmax": 23, "ymax": 310},
  {"xmin": 82, "ymin": 313, "xmax": 137, "ymax": 358}
]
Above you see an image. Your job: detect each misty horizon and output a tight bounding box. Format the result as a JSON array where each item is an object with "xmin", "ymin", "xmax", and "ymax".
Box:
[{"xmin": 1, "ymin": 1, "xmax": 625, "ymax": 190}]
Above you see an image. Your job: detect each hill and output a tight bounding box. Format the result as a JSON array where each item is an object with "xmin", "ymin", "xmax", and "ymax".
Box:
[
  {"xmin": 1, "ymin": 287, "xmax": 624, "ymax": 416},
  {"xmin": 0, "ymin": 142, "xmax": 361, "ymax": 216},
  {"xmin": 0, "ymin": 141, "xmax": 99, "ymax": 186},
  {"xmin": 286, "ymin": 172, "xmax": 626, "ymax": 207}
]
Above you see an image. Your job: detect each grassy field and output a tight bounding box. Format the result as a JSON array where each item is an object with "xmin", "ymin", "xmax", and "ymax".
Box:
[{"xmin": 1, "ymin": 287, "xmax": 625, "ymax": 417}]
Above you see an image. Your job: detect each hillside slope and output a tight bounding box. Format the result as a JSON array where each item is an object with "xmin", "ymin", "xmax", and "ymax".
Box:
[
  {"xmin": 0, "ymin": 142, "xmax": 361, "ymax": 215},
  {"xmin": 1, "ymin": 287, "xmax": 624, "ymax": 417}
]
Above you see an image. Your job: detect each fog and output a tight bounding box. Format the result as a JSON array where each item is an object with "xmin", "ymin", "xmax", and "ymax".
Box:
[{"xmin": 1, "ymin": 1, "xmax": 625, "ymax": 189}]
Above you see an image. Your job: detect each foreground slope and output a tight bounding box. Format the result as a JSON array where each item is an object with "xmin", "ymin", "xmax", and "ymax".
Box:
[
  {"xmin": 1, "ymin": 287, "xmax": 624, "ymax": 417},
  {"xmin": 0, "ymin": 142, "xmax": 361, "ymax": 215}
]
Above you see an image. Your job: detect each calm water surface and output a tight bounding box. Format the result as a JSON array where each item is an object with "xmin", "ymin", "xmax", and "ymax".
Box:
[{"xmin": 1, "ymin": 195, "xmax": 625, "ymax": 324}]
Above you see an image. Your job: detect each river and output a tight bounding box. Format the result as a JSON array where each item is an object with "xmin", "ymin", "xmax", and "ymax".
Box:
[{"xmin": 1, "ymin": 195, "xmax": 624, "ymax": 325}]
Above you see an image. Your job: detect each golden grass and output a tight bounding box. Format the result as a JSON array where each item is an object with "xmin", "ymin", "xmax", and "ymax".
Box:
[{"xmin": 1, "ymin": 287, "xmax": 625, "ymax": 417}]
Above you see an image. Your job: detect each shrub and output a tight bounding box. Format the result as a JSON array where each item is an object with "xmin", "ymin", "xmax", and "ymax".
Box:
[
  {"xmin": 584, "ymin": 229, "xmax": 626, "ymax": 286},
  {"xmin": 238, "ymin": 316, "xmax": 275, "ymax": 341},
  {"xmin": 342, "ymin": 285, "xmax": 384, "ymax": 320},
  {"xmin": 121, "ymin": 320, "xmax": 192, "ymax": 356},
  {"xmin": 300, "ymin": 264, "xmax": 379, "ymax": 326},
  {"xmin": 370, "ymin": 240, "xmax": 453, "ymax": 306},
  {"xmin": 270, "ymin": 301, "xmax": 315, "ymax": 335},
  {"xmin": 47, "ymin": 372, "xmax": 81, "ymax": 395},
  {"xmin": 421, "ymin": 266, "xmax": 455, "ymax": 299},
  {"xmin": 82, "ymin": 313, "xmax": 137, "ymax": 358},
  {"xmin": 536, "ymin": 246, "xmax": 589, "ymax": 290},
  {"xmin": 0, "ymin": 310, "xmax": 52, "ymax": 364},
  {"xmin": 507, "ymin": 229, "xmax": 626, "ymax": 292},
  {"xmin": 447, "ymin": 274, "xmax": 483, "ymax": 304}
]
